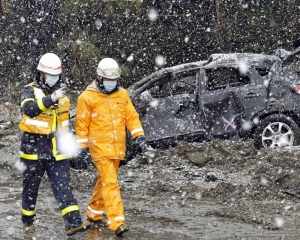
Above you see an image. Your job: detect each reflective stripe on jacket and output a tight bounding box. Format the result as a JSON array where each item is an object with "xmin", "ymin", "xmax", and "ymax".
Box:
[
  {"xmin": 19, "ymin": 82, "xmax": 71, "ymax": 161},
  {"xmin": 19, "ymin": 83, "xmax": 70, "ymax": 135},
  {"xmin": 75, "ymin": 80, "xmax": 144, "ymax": 160}
]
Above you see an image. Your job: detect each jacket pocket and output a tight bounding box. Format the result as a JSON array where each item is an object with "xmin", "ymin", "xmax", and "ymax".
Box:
[{"xmin": 21, "ymin": 132, "xmax": 37, "ymax": 153}]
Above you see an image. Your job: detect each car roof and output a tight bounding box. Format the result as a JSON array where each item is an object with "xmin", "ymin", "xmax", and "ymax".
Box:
[
  {"xmin": 203, "ymin": 53, "xmax": 280, "ymax": 69},
  {"xmin": 128, "ymin": 53, "xmax": 280, "ymax": 96}
]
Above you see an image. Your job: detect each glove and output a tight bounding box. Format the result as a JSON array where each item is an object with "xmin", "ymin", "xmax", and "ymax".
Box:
[
  {"xmin": 136, "ymin": 136, "xmax": 155, "ymax": 163},
  {"xmin": 77, "ymin": 148, "xmax": 90, "ymax": 170},
  {"xmin": 136, "ymin": 136, "xmax": 149, "ymax": 152},
  {"xmin": 51, "ymin": 86, "xmax": 66, "ymax": 102}
]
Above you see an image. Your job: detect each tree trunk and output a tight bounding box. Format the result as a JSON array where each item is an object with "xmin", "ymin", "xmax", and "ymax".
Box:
[
  {"xmin": 1, "ymin": 0, "xmax": 10, "ymax": 13},
  {"xmin": 216, "ymin": 0, "xmax": 222, "ymax": 25}
]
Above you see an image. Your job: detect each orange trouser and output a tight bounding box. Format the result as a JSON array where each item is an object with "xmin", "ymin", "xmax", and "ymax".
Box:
[{"xmin": 86, "ymin": 158, "xmax": 125, "ymax": 231}]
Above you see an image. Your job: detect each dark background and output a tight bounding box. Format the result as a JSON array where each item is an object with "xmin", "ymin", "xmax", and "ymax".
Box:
[{"xmin": 0, "ymin": 0, "xmax": 299, "ymax": 101}]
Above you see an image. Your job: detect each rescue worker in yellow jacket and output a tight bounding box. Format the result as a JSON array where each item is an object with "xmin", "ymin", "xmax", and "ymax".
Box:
[
  {"xmin": 19, "ymin": 53, "xmax": 90, "ymax": 236},
  {"xmin": 75, "ymin": 58, "xmax": 151, "ymax": 237}
]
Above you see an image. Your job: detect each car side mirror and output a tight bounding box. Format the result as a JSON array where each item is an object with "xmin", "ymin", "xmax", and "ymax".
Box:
[{"xmin": 140, "ymin": 90, "xmax": 153, "ymax": 102}]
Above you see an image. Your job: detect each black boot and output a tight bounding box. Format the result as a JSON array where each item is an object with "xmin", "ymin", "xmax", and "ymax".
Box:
[
  {"xmin": 115, "ymin": 223, "xmax": 129, "ymax": 237},
  {"xmin": 65, "ymin": 218, "xmax": 91, "ymax": 236},
  {"xmin": 23, "ymin": 222, "xmax": 35, "ymax": 233}
]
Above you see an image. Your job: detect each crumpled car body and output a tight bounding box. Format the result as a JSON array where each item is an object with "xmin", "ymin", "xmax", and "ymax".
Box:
[{"xmin": 126, "ymin": 51, "xmax": 300, "ymax": 160}]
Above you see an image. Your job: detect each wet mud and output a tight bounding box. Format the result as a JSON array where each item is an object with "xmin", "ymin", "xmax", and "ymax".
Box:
[{"xmin": 2, "ymin": 132, "xmax": 300, "ymax": 239}]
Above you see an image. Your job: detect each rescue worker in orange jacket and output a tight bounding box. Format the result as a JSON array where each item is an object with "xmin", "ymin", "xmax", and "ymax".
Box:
[
  {"xmin": 75, "ymin": 58, "xmax": 151, "ymax": 237},
  {"xmin": 19, "ymin": 53, "xmax": 90, "ymax": 236}
]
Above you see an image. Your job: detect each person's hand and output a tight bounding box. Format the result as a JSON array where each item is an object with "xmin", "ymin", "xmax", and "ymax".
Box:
[
  {"xmin": 51, "ymin": 86, "xmax": 66, "ymax": 102},
  {"xmin": 136, "ymin": 136, "xmax": 149, "ymax": 152},
  {"xmin": 136, "ymin": 136, "xmax": 155, "ymax": 163},
  {"xmin": 77, "ymin": 148, "xmax": 90, "ymax": 170}
]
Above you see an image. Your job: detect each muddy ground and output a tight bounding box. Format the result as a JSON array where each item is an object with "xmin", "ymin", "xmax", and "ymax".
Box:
[
  {"xmin": 1, "ymin": 102, "xmax": 300, "ymax": 239},
  {"xmin": 2, "ymin": 128, "xmax": 300, "ymax": 240}
]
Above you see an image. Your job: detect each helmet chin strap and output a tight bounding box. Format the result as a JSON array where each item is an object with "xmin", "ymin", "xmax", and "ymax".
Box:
[
  {"xmin": 35, "ymin": 71, "xmax": 60, "ymax": 94},
  {"xmin": 40, "ymin": 72, "xmax": 45, "ymax": 83},
  {"xmin": 40, "ymin": 72, "xmax": 51, "ymax": 88},
  {"xmin": 97, "ymin": 76, "xmax": 103, "ymax": 84}
]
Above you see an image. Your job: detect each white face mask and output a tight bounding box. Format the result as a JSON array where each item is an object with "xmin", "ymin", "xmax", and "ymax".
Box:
[
  {"xmin": 103, "ymin": 80, "xmax": 117, "ymax": 92},
  {"xmin": 45, "ymin": 73, "xmax": 60, "ymax": 87}
]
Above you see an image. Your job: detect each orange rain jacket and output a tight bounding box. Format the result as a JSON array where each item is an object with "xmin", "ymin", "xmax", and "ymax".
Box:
[{"xmin": 75, "ymin": 80, "xmax": 144, "ymax": 160}]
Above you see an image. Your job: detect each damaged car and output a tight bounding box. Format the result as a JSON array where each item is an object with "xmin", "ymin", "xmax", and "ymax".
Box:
[{"xmin": 125, "ymin": 51, "xmax": 300, "ymax": 160}]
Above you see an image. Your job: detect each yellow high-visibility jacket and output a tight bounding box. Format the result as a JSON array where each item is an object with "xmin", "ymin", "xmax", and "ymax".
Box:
[
  {"xmin": 19, "ymin": 83, "xmax": 70, "ymax": 161},
  {"xmin": 19, "ymin": 83, "xmax": 70, "ymax": 135},
  {"xmin": 75, "ymin": 80, "xmax": 144, "ymax": 160}
]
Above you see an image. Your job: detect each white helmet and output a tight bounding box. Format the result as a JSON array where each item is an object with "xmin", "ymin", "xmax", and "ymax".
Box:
[
  {"xmin": 97, "ymin": 58, "xmax": 121, "ymax": 79},
  {"xmin": 37, "ymin": 53, "xmax": 62, "ymax": 75}
]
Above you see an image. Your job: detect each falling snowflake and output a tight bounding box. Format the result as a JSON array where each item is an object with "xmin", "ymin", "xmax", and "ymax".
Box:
[
  {"xmin": 155, "ymin": 55, "xmax": 166, "ymax": 67},
  {"xmin": 148, "ymin": 8, "xmax": 158, "ymax": 22}
]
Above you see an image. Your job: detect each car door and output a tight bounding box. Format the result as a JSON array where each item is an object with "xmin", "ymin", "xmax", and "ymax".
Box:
[
  {"xmin": 230, "ymin": 67, "xmax": 268, "ymax": 122},
  {"xmin": 136, "ymin": 70, "xmax": 205, "ymax": 142},
  {"xmin": 169, "ymin": 70, "xmax": 206, "ymax": 140},
  {"xmin": 199, "ymin": 66, "xmax": 267, "ymax": 139}
]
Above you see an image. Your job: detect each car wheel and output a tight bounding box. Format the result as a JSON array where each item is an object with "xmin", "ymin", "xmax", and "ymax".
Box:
[{"xmin": 253, "ymin": 114, "xmax": 300, "ymax": 149}]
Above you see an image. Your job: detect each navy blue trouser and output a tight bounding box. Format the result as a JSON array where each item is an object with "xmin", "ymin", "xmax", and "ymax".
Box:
[{"xmin": 21, "ymin": 157, "xmax": 81, "ymax": 227}]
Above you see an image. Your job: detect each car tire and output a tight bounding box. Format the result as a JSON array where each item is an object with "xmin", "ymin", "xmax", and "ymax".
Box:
[{"xmin": 253, "ymin": 114, "xmax": 300, "ymax": 149}]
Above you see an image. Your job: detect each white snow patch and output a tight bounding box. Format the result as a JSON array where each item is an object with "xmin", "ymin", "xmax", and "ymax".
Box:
[
  {"xmin": 149, "ymin": 100, "xmax": 158, "ymax": 108},
  {"xmin": 275, "ymin": 217, "xmax": 284, "ymax": 228},
  {"xmin": 127, "ymin": 54, "xmax": 134, "ymax": 62},
  {"xmin": 127, "ymin": 170, "xmax": 133, "ymax": 177},
  {"xmin": 263, "ymin": 79, "xmax": 270, "ymax": 88},
  {"xmin": 148, "ymin": 8, "xmax": 158, "ymax": 22},
  {"xmin": 15, "ymin": 159, "xmax": 27, "ymax": 173},
  {"xmin": 6, "ymin": 216, "xmax": 16, "ymax": 221},
  {"xmin": 238, "ymin": 60, "xmax": 249, "ymax": 75},
  {"xmin": 261, "ymin": 176, "xmax": 268, "ymax": 186},
  {"xmin": 252, "ymin": 117, "xmax": 259, "ymax": 125},
  {"xmin": 242, "ymin": 121, "xmax": 251, "ymax": 131},
  {"xmin": 284, "ymin": 205, "xmax": 291, "ymax": 211},
  {"xmin": 278, "ymin": 135, "xmax": 290, "ymax": 147},
  {"xmin": 33, "ymin": 39, "xmax": 39, "ymax": 45},
  {"xmin": 95, "ymin": 19, "xmax": 102, "ymax": 30},
  {"xmin": 58, "ymin": 134, "xmax": 79, "ymax": 156},
  {"xmin": 195, "ymin": 192, "xmax": 202, "ymax": 200},
  {"xmin": 155, "ymin": 55, "xmax": 166, "ymax": 67}
]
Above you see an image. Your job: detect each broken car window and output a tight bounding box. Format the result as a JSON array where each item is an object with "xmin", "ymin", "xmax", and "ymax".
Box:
[
  {"xmin": 148, "ymin": 75, "xmax": 171, "ymax": 98},
  {"xmin": 255, "ymin": 68, "xmax": 270, "ymax": 77},
  {"xmin": 171, "ymin": 71, "xmax": 197, "ymax": 95},
  {"xmin": 205, "ymin": 67, "xmax": 250, "ymax": 91}
]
